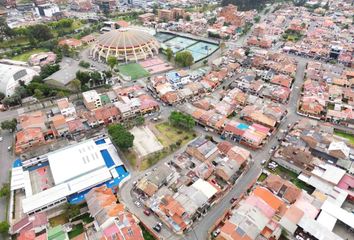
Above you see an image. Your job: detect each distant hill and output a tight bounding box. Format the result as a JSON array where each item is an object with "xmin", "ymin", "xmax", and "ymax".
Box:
[{"xmin": 221, "ymin": 0, "xmax": 270, "ymax": 11}]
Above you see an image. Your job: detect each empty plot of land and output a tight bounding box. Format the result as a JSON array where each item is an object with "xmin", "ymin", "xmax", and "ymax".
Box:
[{"xmin": 130, "ymin": 126, "xmax": 164, "ymax": 157}]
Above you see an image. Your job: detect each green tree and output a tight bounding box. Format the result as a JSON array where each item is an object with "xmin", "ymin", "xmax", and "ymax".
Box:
[
  {"xmin": 175, "ymin": 51, "xmax": 194, "ymax": 67},
  {"xmin": 14, "ymin": 86, "xmax": 28, "ymax": 98},
  {"xmin": 79, "ymin": 60, "xmax": 90, "ymax": 68},
  {"xmin": 203, "ymin": 59, "xmax": 208, "ymax": 66},
  {"xmin": 56, "ymin": 91, "xmax": 67, "ymax": 98},
  {"xmin": 26, "ymin": 24, "xmax": 53, "ymax": 44},
  {"xmin": 185, "ymin": 15, "xmax": 191, "ymax": 21},
  {"xmin": 135, "ymin": 116, "xmax": 145, "ymax": 126},
  {"xmin": 108, "ymin": 124, "xmax": 134, "ymax": 149},
  {"xmin": 168, "ymin": 111, "xmax": 195, "ymax": 130},
  {"xmin": 34, "ymin": 89, "xmax": 44, "ymax": 99},
  {"xmin": 90, "ymin": 71, "xmax": 102, "ymax": 85},
  {"xmin": 254, "ymin": 15, "xmax": 260, "ymax": 23},
  {"xmin": 61, "ymin": 44, "xmax": 71, "ymax": 57},
  {"xmin": 1, "ymin": 119, "xmax": 17, "ymax": 132},
  {"xmin": 0, "ymin": 221, "xmax": 9, "ymax": 234},
  {"xmin": 166, "ymin": 48, "xmax": 173, "ymax": 62},
  {"xmin": 40, "ymin": 64, "xmax": 60, "ymax": 79},
  {"xmin": 107, "ymin": 56, "xmax": 118, "ymax": 70},
  {"xmin": 0, "ymin": 183, "xmax": 10, "ymax": 198},
  {"xmin": 0, "ymin": 92, "xmax": 5, "ymax": 101},
  {"xmin": 70, "ymin": 79, "xmax": 82, "ymax": 93},
  {"xmin": 63, "ymin": 203, "xmax": 80, "ymax": 219},
  {"xmin": 76, "ymin": 70, "xmax": 91, "ymax": 85},
  {"xmin": 0, "ymin": 17, "xmax": 14, "ymax": 41}
]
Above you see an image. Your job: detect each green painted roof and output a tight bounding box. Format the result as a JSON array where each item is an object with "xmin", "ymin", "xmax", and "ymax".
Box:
[
  {"xmin": 100, "ymin": 94, "xmax": 111, "ymax": 105},
  {"xmin": 47, "ymin": 225, "xmax": 68, "ymax": 240}
]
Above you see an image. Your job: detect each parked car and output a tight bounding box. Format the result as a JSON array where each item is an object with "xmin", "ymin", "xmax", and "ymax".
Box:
[
  {"xmin": 143, "ymin": 209, "xmax": 151, "ymax": 216},
  {"xmin": 230, "ymin": 197, "xmax": 237, "ymax": 204},
  {"xmin": 212, "ymin": 228, "xmax": 221, "ymax": 237},
  {"xmin": 134, "ymin": 201, "xmax": 141, "ymax": 208},
  {"xmin": 261, "ymin": 160, "xmax": 267, "ymax": 165},
  {"xmin": 153, "ymin": 222, "xmax": 162, "ymax": 232},
  {"xmin": 0, "ymin": 136, "xmax": 3, "ymax": 142}
]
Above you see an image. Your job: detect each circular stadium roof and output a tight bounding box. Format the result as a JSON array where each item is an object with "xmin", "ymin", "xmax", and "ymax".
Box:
[
  {"xmin": 92, "ymin": 28, "xmax": 160, "ymax": 62},
  {"xmin": 97, "ymin": 29, "xmax": 157, "ymax": 49}
]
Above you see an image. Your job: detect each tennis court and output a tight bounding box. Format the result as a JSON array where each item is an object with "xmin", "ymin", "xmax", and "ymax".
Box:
[
  {"xmin": 186, "ymin": 42, "xmax": 219, "ymax": 61},
  {"xmin": 117, "ymin": 63, "xmax": 150, "ymax": 80},
  {"xmin": 155, "ymin": 32, "xmax": 175, "ymax": 42},
  {"xmin": 164, "ymin": 37, "xmax": 197, "ymax": 53}
]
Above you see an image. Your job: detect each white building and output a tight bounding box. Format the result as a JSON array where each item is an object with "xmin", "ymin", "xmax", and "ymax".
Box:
[
  {"xmin": 10, "ymin": 137, "xmax": 130, "ymax": 216},
  {"xmin": 35, "ymin": 4, "xmax": 60, "ymax": 17},
  {"xmin": 0, "ymin": 63, "xmax": 38, "ymax": 96},
  {"xmin": 57, "ymin": 98, "xmax": 76, "ymax": 118},
  {"xmin": 82, "ymin": 90, "xmax": 102, "ymax": 110}
]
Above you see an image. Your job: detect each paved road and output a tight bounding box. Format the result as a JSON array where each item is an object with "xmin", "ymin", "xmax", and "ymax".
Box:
[
  {"xmin": 0, "ymin": 109, "xmax": 21, "ymax": 123},
  {"xmin": 0, "ymin": 131, "xmax": 16, "ymax": 222}
]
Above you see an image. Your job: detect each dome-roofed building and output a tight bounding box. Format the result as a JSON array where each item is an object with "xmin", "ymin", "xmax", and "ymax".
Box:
[
  {"xmin": 0, "ymin": 63, "xmax": 39, "ymax": 96},
  {"xmin": 91, "ymin": 28, "xmax": 160, "ymax": 62}
]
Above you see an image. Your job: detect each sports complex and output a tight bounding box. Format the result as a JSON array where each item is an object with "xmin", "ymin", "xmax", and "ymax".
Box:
[
  {"xmin": 10, "ymin": 137, "xmax": 129, "ymax": 218},
  {"xmin": 156, "ymin": 32, "xmax": 219, "ymax": 62}
]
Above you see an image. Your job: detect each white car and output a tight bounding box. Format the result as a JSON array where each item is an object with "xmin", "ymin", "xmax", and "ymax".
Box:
[
  {"xmin": 0, "ymin": 136, "xmax": 3, "ymax": 142},
  {"xmin": 134, "ymin": 201, "xmax": 142, "ymax": 208},
  {"xmin": 213, "ymin": 229, "xmax": 221, "ymax": 237}
]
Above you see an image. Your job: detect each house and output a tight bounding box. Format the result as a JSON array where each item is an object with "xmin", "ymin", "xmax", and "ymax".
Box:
[
  {"xmin": 85, "ymin": 186, "xmax": 144, "ymax": 239},
  {"xmin": 83, "ymin": 90, "xmax": 102, "ymax": 110},
  {"xmin": 51, "ymin": 114, "xmax": 69, "ymax": 137},
  {"xmin": 139, "ymin": 13, "xmax": 155, "ymax": 22},
  {"xmin": 93, "ymin": 105, "xmax": 119, "ymax": 125},
  {"xmin": 81, "ymin": 34, "xmax": 96, "ymax": 44},
  {"xmin": 186, "ymin": 137, "xmax": 219, "ymax": 162},
  {"xmin": 11, "ymin": 212, "xmax": 48, "ymax": 235},
  {"xmin": 58, "ymin": 38, "xmax": 82, "ymax": 48},
  {"xmin": 57, "ymin": 98, "xmax": 76, "ymax": 118},
  {"xmin": 15, "ymin": 128, "xmax": 45, "ymax": 154},
  {"xmin": 218, "ymin": 186, "xmax": 284, "ymax": 240},
  {"xmin": 264, "ymin": 174, "xmax": 301, "ymax": 204},
  {"xmin": 18, "ymin": 111, "xmax": 47, "ymax": 131},
  {"xmin": 66, "ymin": 119, "xmax": 85, "ymax": 135}
]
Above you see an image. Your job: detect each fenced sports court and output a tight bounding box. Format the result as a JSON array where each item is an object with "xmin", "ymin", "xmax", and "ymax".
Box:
[{"xmin": 156, "ymin": 32, "xmax": 219, "ymax": 62}]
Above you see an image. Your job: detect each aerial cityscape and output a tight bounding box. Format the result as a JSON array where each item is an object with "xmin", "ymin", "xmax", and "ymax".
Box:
[{"xmin": 0, "ymin": 0, "xmax": 353, "ymax": 240}]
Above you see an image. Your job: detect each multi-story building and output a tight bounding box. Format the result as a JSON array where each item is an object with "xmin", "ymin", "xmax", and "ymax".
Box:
[{"xmin": 83, "ymin": 90, "xmax": 102, "ymax": 110}]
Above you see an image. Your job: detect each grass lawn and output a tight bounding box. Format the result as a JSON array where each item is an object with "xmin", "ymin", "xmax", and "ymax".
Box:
[
  {"xmin": 334, "ymin": 130, "xmax": 354, "ymax": 145},
  {"xmin": 12, "ymin": 48, "xmax": 48, "ymax": 62},
  {"xmin": 117, "ymin": 63, "xmax": 150, "ymax": 80},
  {"xmin": 139, "ymin": 122, "xmax": 195, "ymax": 171},
  {"xmin": 155, "ymin": 122, "xmax": 195, "ymax": 147},
  {"xmin": 49, "ymin": 214, "xmax": 68, "ymax": 227},
  {"xmin": 139, "ymin": 223, "xmax": 156, "ymax": 240},
  {"xmin": 123, "ymin": 149, "xmax": 137, "ymax": 168},
  {"xmin": 257, "ymin": 172, "xmax": 268, "ymax": 182},
  {"xmin": 0, "ymin": 36, "xmax": 30, "ymax": 49},
  {"xmin": 68, "ymin": 223, "xmax": 84, "ymax": 239}
]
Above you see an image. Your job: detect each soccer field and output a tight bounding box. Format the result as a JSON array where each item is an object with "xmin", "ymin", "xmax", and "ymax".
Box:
[{"xmin": 117, "ymin": 63, "xmax": 150, "ymax": 80}]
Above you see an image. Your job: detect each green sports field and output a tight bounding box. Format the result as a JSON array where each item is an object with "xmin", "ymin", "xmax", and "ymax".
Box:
[{"xmin": 117, "ymin": 63, "xmax": 150, "ymax": 80}]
